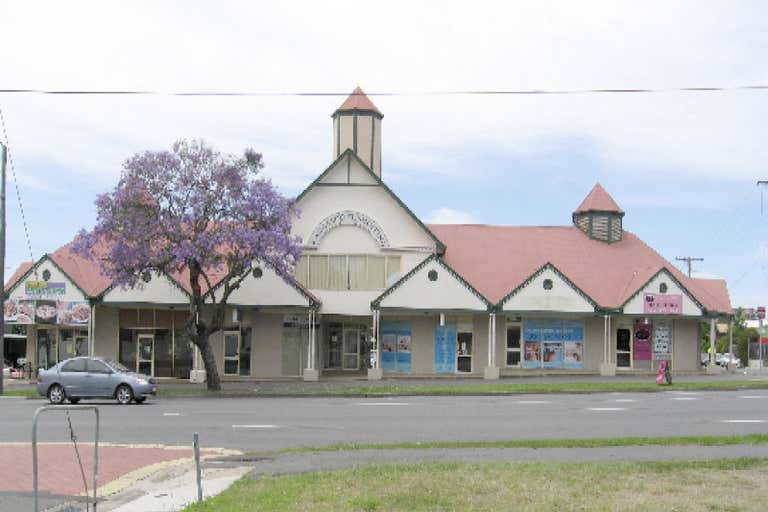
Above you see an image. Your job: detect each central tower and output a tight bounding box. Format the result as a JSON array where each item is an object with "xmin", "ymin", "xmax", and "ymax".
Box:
[{"xmin": 332, "ymin": 86, "xmax": 383, "ymax": 178}]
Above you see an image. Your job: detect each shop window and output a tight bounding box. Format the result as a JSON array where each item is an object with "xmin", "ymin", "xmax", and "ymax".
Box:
[
  {"xmin": 298, "ymin": 254, "xmax": 400, "ymax": 291},
  {"xmin": 119, "ymin": 329, "xmax": 136, "ymax": 371},
  {"xmin": 506, "ymin": 324, "xmax": 521, "ymax": 366},
  {"xmin": 457, "ymin": 331, "xmax": 473, "ymax": 373},
  {"xmin": 173, "ymin": 330, "xmax": 194, "ymax": 379},
  {"xmin": 239, "ymin": 328, "xmax": 252, "ymax": 376},
  {"xmin": 224, "ymin": 331, "xmax": 240, "ymax": 375}
]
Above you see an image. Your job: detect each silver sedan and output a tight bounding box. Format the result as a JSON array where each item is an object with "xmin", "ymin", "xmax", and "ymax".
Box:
[{"xmin": 37, "ymin": 357, "xmax": 158, "ymax": 405}]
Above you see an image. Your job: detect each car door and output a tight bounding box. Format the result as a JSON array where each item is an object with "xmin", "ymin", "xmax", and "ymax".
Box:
[
  {"xmin": 59, "ymin": 358, "xmax": 87, "ymax": 396},
  {"xmin": 86, "ymin": 359, "xmax": 114, "ymax": 397}
]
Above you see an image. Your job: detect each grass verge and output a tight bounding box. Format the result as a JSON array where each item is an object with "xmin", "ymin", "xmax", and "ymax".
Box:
[
  {"xmin": 0, "ymin": 389, "xmax": 37, "ymax": 397},
  {"xmin": 253, "ymin": 433, "xmax": 768, "ymax": 455},
  {"xmin": 183, "ymin": 458, "xmax": 768, "ymax": 511}
]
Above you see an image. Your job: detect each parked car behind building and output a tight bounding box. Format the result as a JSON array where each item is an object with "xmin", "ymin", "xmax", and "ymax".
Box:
[{"xmin": 37, "ymin": 356, "xmax": 157, "ymax": 405}]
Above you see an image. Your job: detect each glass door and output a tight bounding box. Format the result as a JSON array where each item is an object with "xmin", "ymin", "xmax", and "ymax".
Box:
[
  {"xmin": 224, "ymin": 331, "xmax": 240, "ymax": 375},
  {"xmin": 616, "ymin": 328, "xmax": 632, "ymax": 368},
  {"xmin": 342, "ymin": 328, "xmax": 360, "ymax": 370},
  {"xmin": 37, "ymin": 329, "xmax": 57, "ymax": 370},
  {"xmin": 326, "ymin": 323, "xmax": 343, "ymax": 369},
  {"xmin": 137, "ymin": 334, "xmax": 154, "ymax": 376}
]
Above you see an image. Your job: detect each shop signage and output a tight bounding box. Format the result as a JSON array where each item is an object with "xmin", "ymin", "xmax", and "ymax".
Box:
[
  {"xmin": 3, "ymin": 299, "xmax": 90, "ymax": 325},
  {"xmin": 24, "ymin": 281, "xmax": 66, "ymax": 298},
  {"xmin": 652, "ymin": 319, "xmax": 673, "ymax": 360},
  {"xmin": 381, "ymin": 322, "xmax": 412, "ymax": 372},
  {"xmin": 434, "ymin": 324, "xmax": 456, "ymax": 373},
  {"xmin": 632, "ymin": 320, "xmax": 653, "ymax": 361},
  {"xmin": 643, "ymin": 293, "xmax": 682, "ymax": 315}
]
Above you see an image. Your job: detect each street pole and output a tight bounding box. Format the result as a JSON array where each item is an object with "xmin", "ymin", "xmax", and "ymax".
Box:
[{"xmin": 0, "ymin": 143, "xmax": 6, "ymax": 395}]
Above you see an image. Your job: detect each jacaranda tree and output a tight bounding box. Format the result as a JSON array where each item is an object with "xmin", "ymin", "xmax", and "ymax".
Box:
[{"xmin": 73, "ymin": 140, "xmax": 302, "ymax": 390}]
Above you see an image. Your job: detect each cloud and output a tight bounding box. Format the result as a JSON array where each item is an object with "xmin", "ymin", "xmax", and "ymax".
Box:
[{"xmin": 424, "ymin": 208, "xmax": 479, "ymax": 225}]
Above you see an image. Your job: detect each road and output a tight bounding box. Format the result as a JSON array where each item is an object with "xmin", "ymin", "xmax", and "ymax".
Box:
[{"xmin": 2, "ymin": 390, "xmax": 768, "ymax": 450}]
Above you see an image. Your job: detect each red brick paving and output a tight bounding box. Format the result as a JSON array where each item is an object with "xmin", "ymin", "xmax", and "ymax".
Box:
[{"xmin": 0, "ymin": 444, "xmax": 215, "ymax": 496}]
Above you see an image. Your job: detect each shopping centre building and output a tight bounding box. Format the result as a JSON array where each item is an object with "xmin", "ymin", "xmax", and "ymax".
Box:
[{"xmin": 3, "ymin": 88, "xmax": 732, "ymax": 381}]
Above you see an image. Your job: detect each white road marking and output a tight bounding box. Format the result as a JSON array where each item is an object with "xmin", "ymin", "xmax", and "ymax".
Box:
[
  {"xmin": 588, "ymin": 407, "xmax": 626, "ymax": 411},
  {"xmin": 614, "ymin": 399, "xmax": 637, "ymax": 403},
  {"xmin": 740, "ymin": 396, "xmax": 768, "ymax": 399},
  {"xmin": 517, "ymin": 400, "xmax": 552, "ymax": 404},
  {"xmin": 353, "ymin": 402, "xmax": 410, "ymax": 406},
  {"xmin": 163, "ymin": 413, "xmax": 181, "ymax": 416},
  {"xmin": 670, "ymin": 397, "xmax": 698, "ymax": 401},
  {"xmin": 232, "ymin": 424, "xmax": 280, "ymax": 429},
  {"xmin": 722, "ymin": 420, "xmax": 766, "ymax": 423}
]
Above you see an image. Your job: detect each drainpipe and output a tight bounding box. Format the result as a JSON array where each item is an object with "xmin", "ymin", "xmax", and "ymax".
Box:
[{"xmin": 709, "ymin": 318, "xmax": 716, "ymax": 366}]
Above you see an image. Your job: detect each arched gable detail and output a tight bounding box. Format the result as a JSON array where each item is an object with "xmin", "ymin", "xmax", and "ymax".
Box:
[{"xmin": 307, "ymin": 210, "xmax": 390, "ymax": 248}]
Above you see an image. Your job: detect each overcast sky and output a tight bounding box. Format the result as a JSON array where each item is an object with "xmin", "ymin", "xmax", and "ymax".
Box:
[{"xmin": 2, "ymin": 1, "xmax": 767, "ymax": 307}]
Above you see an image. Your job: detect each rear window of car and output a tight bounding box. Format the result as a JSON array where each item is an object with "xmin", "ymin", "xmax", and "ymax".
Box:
[
  {"xmin": 87, "ymin": 359, "xmax": 111, "ymax": 374},
  {"xmin": 61, "ymin": 359, "xmax": 86, "ymax": 372}
]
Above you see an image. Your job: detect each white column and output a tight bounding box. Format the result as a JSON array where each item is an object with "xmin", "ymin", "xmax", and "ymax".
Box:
[
  {"xmin": 304, "ymin": 309, "xmax": 320, "ymax": 381},
  {"xmin": 484, "ymin": 312, "xmax": 499, "ymax": 380},
  {"xmin": 600, "ymin": 314, "xmax": 616, "ymax": 376},
  {"xmin": 368, "ymin": 309, "xmax": 383, "ymax": 380},
  {"xmin": 709, "ymin": 318, "xmax": 717, "ymax": 366},
  {"xmin": 728, "ymin": 318, "xmax": 734, "ymax": 371}
]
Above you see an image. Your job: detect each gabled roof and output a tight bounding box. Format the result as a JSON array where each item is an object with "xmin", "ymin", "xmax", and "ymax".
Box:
[
  {"xmin": 333, "ymin": 86, "xmax": 382, "ymax": 117},
  {"xmin": 574, "ymin": 183, "xmax": 624, "ymax": 214},
  {"xmin": 498, "ymin": 262, "xmax": 598, "ymax": 312},
  {"xmin": 4, "ymin": 262, "xmax": 33, "ymax": 293},
  {"xmin": 296, "ymin": 148, "xmax": 446, "ymax": 252},
  {"xmin": 428, "ymin": 224, "xmax": 731, "ymax": 315}
]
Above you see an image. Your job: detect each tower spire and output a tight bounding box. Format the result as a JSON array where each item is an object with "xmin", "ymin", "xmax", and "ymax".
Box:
[{"xmin": 332, "ymin": 87, "xmax": 383, "ymax": 177}]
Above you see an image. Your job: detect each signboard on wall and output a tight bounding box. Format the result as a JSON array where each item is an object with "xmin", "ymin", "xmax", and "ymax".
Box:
[
  {"xmin": 4, "ymin": 299, "xmax": 90, "ymax": 325},
  {"xmin": 25, "ymin": 281, "xmax": 66, "ymax": 298},
  {"xmin": 381, "ymin": 322, "xmax": 412, "ymax": 372},
  {"xmin": 633, "ymin": 320, "xmax": 653, "ymax": 361},
  {"xmin": 524, "ymin": 319, "xmax": 584, "ymax": 369},
  {"xmin": 643, "ymin": 293, "xmax": 682, "ymax": 315},
  {"xmin": 652, "ymin": 319, "xmax": 673, "ymax": 360},
  {"xmin": 434, "ymin": 324, "xmax": 456, "ymax": 373}
]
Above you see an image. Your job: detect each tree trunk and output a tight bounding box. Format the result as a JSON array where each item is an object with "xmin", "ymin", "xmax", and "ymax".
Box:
[{"xmin": 197, "ymin": 332, "xmax": 222, "ymax": 392}]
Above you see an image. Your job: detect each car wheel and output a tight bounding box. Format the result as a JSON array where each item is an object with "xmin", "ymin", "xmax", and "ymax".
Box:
[
  {"xmin": 68, "ymin": 397, "xmax": 81, "ymax": 404},
  {"xmin": 115, "ymin": 384, "xmax": 133, "ymax": 405},
  {"xmin": 48, "ymin": 384, "xmax": 65, "ymax": 405},
  {"xmin": 134, "ymin": 397, "xmax": 146, "ymax": 404}
]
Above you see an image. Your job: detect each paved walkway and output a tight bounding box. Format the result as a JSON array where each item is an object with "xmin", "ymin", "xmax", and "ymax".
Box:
[{"xmin": 0, "ymin": 443, "xmax": 231, "ymax": 512}]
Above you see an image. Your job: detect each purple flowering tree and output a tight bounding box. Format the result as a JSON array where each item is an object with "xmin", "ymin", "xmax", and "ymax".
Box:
[{"xmin": 73, "ymin": 140, "xmax": 302, "ymax": 391}]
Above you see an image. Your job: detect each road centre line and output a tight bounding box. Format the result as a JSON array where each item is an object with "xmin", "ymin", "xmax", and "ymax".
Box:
[
  {"xmin": 721, "ymin": 419, "xmax": 766, "ymax": 423},
  {"xmin": 614, "ymin": 399, "xmax": 637, "ymax": 403},
  {"xmin": 517, "ymin": 400, "xmax": 552, "ymax": 404},
  {"xmin": 353, "ymin": 402, "xmax": 410, "ymax": 406},
  {"xmin": 589, "ymin": 407, "xmax": 626, "ymax": 411},
  {"xmin": 740, "ymin": 396, "xmax": 768, "ymax": 399},
  {"xmin": 163, "ymin": 413, "xmax": 181, "ymax": 416},
  {"xmin": 670, "ymin": 397, "xmax": 698, "ymax": 401},
  {"xmin": 232, "ymin": 424, "xmax": 280, "ymax": 429}
]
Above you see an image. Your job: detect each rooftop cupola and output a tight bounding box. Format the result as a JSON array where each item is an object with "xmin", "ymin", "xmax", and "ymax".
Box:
[
  {"xmin": 572, "ymin": 183, "xmax": 625, "ymax": 243},
  {"xmin": 332, "ymin": 86, "xmax": 383, "ymax": 177}
]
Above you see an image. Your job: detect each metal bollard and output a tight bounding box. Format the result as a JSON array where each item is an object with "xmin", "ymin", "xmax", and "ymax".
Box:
[{"xmin": 194, "ymin": 432, "xmax": 202, "ymax": 502}]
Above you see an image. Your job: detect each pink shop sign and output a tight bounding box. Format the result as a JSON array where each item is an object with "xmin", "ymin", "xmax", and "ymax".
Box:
[{"xmin": 643, "ymin": 293, "xmax": 682, "ymax": 315}]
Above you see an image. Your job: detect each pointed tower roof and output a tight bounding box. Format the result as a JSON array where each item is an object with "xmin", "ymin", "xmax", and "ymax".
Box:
[
  {"xmin": 334, "ymin": 86, "xmax": 382, "ymax": 116},
  {"xmin": 574, "ymin": 183, "xmax": 624, "ymax": 214}
]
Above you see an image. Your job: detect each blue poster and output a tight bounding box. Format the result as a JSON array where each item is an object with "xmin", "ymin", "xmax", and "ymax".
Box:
[
  {"xmin": 381, "ymin": 322, "xmax": 412, "ymax": 372},
  {"xmin": 523, "ymin": 319, "xmax": 584, "ymax": 369},
  {"xmin": 435, "ymin": 324, "xmax": 456, "ymax": 373}
]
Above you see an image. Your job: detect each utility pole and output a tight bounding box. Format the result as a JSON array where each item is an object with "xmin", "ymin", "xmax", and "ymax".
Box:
[
  {"xmin": 0, "ymin": 143, "xmax": 6, "ymax": 395},
  {"xmin": 758, "ymin": 181, "xmax": 768, "ymax": 215},
  {"xmin": 676, "ymin": 256, "xmax": 704, "ymax": 278}
]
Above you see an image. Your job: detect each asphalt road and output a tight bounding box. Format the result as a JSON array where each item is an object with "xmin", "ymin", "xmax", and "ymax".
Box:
[{"xmin": 3, "ymin": 390, "xmax": 768, "ymax": 451}]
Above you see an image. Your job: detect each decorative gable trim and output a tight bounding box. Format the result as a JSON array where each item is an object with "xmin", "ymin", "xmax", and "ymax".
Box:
[
  {"xmin": 497, "ymin": 262, "xmax": 599, "ymax": 312},
  {"xmin": 295, "ymin": 148, "xmax": 446, "ymax": 253},
  {"xmin": 307, "ymin": 210, "xmax": 389, "ymax": 248},
  {"xmin": 371, "ymin": 254, "xmax": 492, "ymax": 311},
  {"xmin": 99, "ymin": 270, "xmax": 191, "ymax": 304},
  {"xmin": 619, "ymin": 266, "xmax": 705, "ymax": 315},
  {"xmin": 6, "ymin": 254, "xmax": 92, "ymax": 300}
]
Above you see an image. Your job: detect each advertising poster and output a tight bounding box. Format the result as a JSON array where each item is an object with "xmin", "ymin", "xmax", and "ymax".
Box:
[
  {"xmin": 34, "ymin": 300, "xmax": 58, "ymax": 324},
  {"xmin": 381, "ymin": 322, "xmax": 412, "ymax": 372},
  {"xmin": 57, "ymin": 301, "xmax": 91, "ymax": 325},
  {"xmin": 563, "ymin": 341, "xmax": 583, "ymax": 368},
  {"xmin": 24, "ymin": 281, "xmax": 66, "ymax": 298},
  {"xmin": 435, "ymin": 324, "xmax": 456, "ymax": 373},
  {"xmin": 522, "ymin": 319, "xmax": 542, "ymax": 368},
  {"xmin": 653, "ymin": 319, "xmax": 673, "ymax": 361},
  {"xmin": 542, "ymin": 341, "xmax": 563, "ymax": 367},
  {"xmin": 3, "ymin": 300, "xmax": 35, "ymax": 324},
  {"xmin": 632, "ymin": 320, "xmax": 653, "ymax": 361},
  {"xmin": 643, "ymin": 293, "xmax": 682, "ymax": 315},
  {"xmin": 523, "ymin": 319, "xmax": 585, "ymax": 369}
]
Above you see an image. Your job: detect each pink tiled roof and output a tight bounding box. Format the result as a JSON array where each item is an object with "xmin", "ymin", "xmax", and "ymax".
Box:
[
  {"xmin": 4, "ymin": 262, "xmax": 34, "ymax": 292},
  {"xmin": 428, "ymin": 224, "xmax": 731, "ymax": 314},
  {"xmin": 334, "ymin": 86, "xmax": 382, "ymax": 115},
  {"xmin": 575, "ymin": 183, "xmax": 624, "ymax": 214}
]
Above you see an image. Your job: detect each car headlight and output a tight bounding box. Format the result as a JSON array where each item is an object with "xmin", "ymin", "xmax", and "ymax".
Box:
[{"xmin": 136, "ymin": 378, "xmax": 149, "ymax": 385}]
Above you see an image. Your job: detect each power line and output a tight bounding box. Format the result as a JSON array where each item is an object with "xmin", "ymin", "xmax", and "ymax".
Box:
[
  {"xmin": 676, "ymin": 256, "xmax": 704, "ymax": 278},
  {"xmin": 0, "ymin": 85, "xmax": 767, "ymax": 97}
]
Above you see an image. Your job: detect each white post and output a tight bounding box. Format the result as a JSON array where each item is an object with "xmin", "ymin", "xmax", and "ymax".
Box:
[
  {"xmin": 304, "ymin": 310, "xmax": 320, "ymax": 381},
  {"xmin": 600, "ymin": 314, "xmax": 616, "ymax": 376},
  {"xmin": 484, "ymin": 312, "xmax": 499, "ymax": 380},
  {"xmin": 368, "ymin": 309, "xmax": 383, "ymax": 380},
  {"xmin": 729, "ymin": 318, "xmax": 734, "ymax": 371},
  {"xmin": 709, "ymin": 318, "xmax": 717, "ymax": 366}
]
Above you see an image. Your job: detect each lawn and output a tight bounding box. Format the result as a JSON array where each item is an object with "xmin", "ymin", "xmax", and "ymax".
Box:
[{"xmin": 184, "ymin": 458, "xmax": 768, "ymax": 511}]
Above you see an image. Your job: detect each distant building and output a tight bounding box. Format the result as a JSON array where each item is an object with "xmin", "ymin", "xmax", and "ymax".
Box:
[{"xmin": 4, "ymin": 88, "xmax": 732, "ymax": 380}]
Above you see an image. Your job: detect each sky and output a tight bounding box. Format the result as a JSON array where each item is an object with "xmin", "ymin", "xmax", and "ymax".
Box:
[{"xmin": 1, "ymin": 0, "xmax": 767, "ymax": 307}]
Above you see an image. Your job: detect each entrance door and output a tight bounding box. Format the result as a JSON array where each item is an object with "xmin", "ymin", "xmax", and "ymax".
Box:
[
  {"xmin": 137, "ymin": 335, "xmax": 154, "ymax": 376},
  {"xmin": 616, "ymin": 328, "xmax": 632, "ymax": 368},
  {"xmin": 37, "ymin": 329, "xmax": 57, "ymax": 370},
  {"xmin": 224, "ymin": 331, "xmax": 240, "ymax": 375},
  {"xmin": 342, "ymin": 328, "xmax": 361, "ymax": 370}
]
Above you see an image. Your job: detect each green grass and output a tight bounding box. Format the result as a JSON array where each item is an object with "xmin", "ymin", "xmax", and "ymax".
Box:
[
  {"xmin": 253, "ymin": 433, "xmax": 768, "ymax": 455},
  {"xmin": 0, "ymin": 388, "xmax": 37, "ymax": 397},
  {"xmin": 183, "ymin": 458, "xmax": 768, "ymax": 511}
]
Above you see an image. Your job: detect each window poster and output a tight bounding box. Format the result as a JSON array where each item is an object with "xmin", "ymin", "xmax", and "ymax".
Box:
[
  {"xmin": 3, "ymin": 299, "xmax": 91, "ymax": 325},
  {"xmin": 652, "ymin": 319, "xmax": 673, "ymax": 361},
  {"xmin": 632, "ymin": 320, "xmax": 653, "ymax": 361},
  {"xmin": 435, "ymin": 324, "xmax": 456, "ymax": 373},
  {"xmin": 523, "ymin": 319, "xmax": 585, "ymax": 369},
  {"xmin": 381, "ymin": 322, "xmax": 412, "ymax": 372}
]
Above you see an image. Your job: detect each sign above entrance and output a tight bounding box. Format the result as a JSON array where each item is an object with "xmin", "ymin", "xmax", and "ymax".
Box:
[
  {"xmin": 25, "ymin": 281, "xmax": 66, "ymax": 298},
  {"xmin": 307, "ymin": 210, "xmax": 390, "ymax": 248},
  {"xmin": 643, "ymin": 293, "xmax": 682, "ymax": 315}
]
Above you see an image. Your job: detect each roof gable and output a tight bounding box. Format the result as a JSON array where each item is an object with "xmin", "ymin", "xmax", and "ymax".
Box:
[
  {"xmin": 621, "ymin": 267, "xmax": 703, "ymax": 316},
  {"xmin": 211, "ymin": 263, "xmax": 318, "ymax": 309},
  {"xmin": 372, "ymin": 255, "xmax": 490, "ymax": 311},
  {"xmin": 5, "ymin": 255, "xmax": 89, "ymax": 302},
  {"xmin": 315, "ymin": 151, "xmax": 379, "ymax": 186},
  {"xmin": 101, "ymin": 271, "xmax": 190, "ymax": 305},
  {"xmin": 334, "ymin": 86, "xmax": 382, "ymax": 116},
  {"xmin": 575, "ymin": 183, "xmax": 624, "ymax": 214},
  {"xmin": 499, "ymin": 263, "xmax": 597, "ymax": 313}
]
